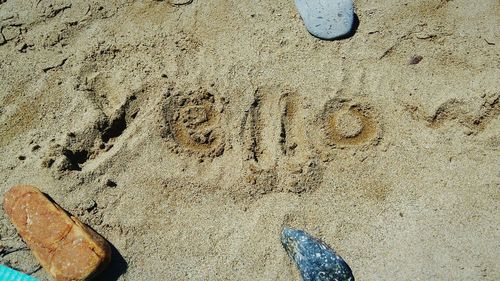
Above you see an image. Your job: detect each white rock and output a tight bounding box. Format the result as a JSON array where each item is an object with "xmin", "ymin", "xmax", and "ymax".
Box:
[{"xmin": 295, "ymin": 0, "xmax": 355, "ymax": 40}]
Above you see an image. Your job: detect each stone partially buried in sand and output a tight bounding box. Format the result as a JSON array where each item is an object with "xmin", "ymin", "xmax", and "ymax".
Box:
[
  {"xmin": 281, "ymin": 228, "xmax": 354, "ymax": 281},
  {"xmin": 294, "ymin": 0, "xmax": 355, "ymax": 40},
  {"xmin": 3, "ymin": 185, "xmax": 111, "ymax": 281}
]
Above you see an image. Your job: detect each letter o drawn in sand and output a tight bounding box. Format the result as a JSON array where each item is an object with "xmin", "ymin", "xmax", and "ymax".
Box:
[
  {"xmin": 322, "ymin": 99, "xmax": 380, "ymax": 147},
  {"xmin": 162, "ymin": 88, "xmax": 225, "ymax": 158}
]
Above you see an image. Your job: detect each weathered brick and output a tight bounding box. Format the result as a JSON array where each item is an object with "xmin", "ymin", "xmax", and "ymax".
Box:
[{"xmin": 3, "ymin": 185, "xmax": 111, "ymax": 281}]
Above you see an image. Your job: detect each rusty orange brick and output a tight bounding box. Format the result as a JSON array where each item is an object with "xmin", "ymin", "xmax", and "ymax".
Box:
[{"xmin": 3, "ymin": 185, "xmax": 111, "ymax": 281}]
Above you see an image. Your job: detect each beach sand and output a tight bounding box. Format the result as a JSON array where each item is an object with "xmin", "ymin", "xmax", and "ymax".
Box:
[{"xmin": 1, "ymin": 0, "xmax": 499, "ymax": 280}]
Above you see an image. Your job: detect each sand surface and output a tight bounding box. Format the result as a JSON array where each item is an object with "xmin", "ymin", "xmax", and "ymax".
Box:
[{"xmin": 0, "ymin": 0, "xmax": 499, "ymax": 280}]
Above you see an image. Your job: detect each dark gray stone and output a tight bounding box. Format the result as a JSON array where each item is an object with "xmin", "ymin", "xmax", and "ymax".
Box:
[{"xmin": 281, "ymin": 227, "xmax": 354, "ymax": 281}]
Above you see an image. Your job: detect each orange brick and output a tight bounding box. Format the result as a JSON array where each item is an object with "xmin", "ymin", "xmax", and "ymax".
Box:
[{"xmin": 3, "ymin": 185, "xmax": 111, "ymax": 281}]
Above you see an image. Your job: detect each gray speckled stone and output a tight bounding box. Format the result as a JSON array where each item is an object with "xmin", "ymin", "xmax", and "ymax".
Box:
[
  {"xmin": 281, "ymin": 228, "xmax": 354, "ymax": 281},
  {"xmin": 294, "ymin": 0, "xmax": 355, "ymax": 40}
]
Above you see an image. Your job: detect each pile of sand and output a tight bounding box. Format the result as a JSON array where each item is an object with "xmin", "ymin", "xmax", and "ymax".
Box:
[{"xmin": 1, "ymin": 0, "xmax": 498, "ymax": 280}]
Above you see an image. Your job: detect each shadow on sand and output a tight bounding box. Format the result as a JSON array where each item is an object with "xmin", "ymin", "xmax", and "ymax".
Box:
[{"xmin": 94, "ymin": 243, "xmax": 127, "ymax": 281}]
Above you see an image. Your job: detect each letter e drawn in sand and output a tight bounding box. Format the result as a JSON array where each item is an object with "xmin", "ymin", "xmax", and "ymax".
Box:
[{"xmin": 161, "ymin": 88, "xmax": 225, "ymax": 158}]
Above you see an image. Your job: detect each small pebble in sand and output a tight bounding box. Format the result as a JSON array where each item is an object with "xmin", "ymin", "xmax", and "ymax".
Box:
[
  {"xmin": 335, "ymin": 111, "xmax": 364, "ymax": 138},
  {"xmin": 294, "ymin": 0, "xmax": 355, "ymax": 40},
  {"xmin": 409, "ymin": 55, "xmax": 423, "ymax": 65},
  {"xmin": 104, "ymin": 179, "xmax": 117, "ymax": 187},
  {"xmin": 18, "ymin": 155, "xmax": 26, "ymax": 161}
]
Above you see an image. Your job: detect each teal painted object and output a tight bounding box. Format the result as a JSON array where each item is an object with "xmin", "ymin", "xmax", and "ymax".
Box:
[{"xmin": 0, "ymin": 265, "xmax": 39, "ymax": 281}]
